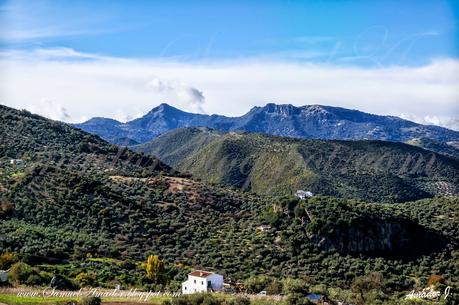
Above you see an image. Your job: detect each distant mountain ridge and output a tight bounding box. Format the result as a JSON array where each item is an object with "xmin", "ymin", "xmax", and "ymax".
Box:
[{"xmin": 75, "ymin": 103, "xmax": 459, "ymax": 157}]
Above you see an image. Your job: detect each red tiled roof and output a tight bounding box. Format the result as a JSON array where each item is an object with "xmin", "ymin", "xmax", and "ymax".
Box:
[{"xmin": 189, "ymin": 270, "xmax": 214, "ymax": 278}]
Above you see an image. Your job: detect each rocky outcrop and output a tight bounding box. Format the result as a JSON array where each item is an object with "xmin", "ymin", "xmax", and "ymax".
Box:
[{"xmin": 314, "ymin": 217, "xmax": 447, "ymax": 259}]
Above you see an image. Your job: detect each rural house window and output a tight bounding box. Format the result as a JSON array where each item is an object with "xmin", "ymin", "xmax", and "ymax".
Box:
[
  {"xmin": 194, "ymin": 280, "xmax": 196, "ymax": 284},
  {"xmin": 202, "ymin": 281, "xmax": 204, "ymax": 285}
]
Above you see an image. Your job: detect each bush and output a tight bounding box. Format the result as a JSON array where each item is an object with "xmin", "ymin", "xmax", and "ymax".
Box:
[
  {"xmin": 0, "ymin": 252, "xmax": 18, "ymax": 269},
  {"xmin": 8, "ymin": 262, "xmax": 33, "ymax": 284},
  {"xmin": 54, "ymin": 301, "xmax": 78, "ymax": 305},
  {"xmin": 76, "ymin": 272, "xmax": 97, "ymax": 287},
  {"xmin": 0, "ymin": 200, "xmax": 14, "ymax": 217},
  {"xmin": 282, "ymin": 278, "xmax": 308, "ymax": 295},
  {"xmin": 50, "ymin": 274, "xmax": 78, "ymax": 290},
  {"xmin": 26, "ymin": 274, "xmax": 43, "ymax": 286},
  {"xmin": 39, "ymin": 271, "xmax": 53, "ymax": 285},
  {"xmin": 427, "ymin": 274, "xmax": 445, "ymax": 287},
  {"xmin": 244, "ymin": 276, "xmax": 271, "ymax": 294},
  {"xmin": 81, "ymin": 296, "xmax": 101, "ymax": 305},
  {"xmin": 286, "ymin": 293, "xmax": 314, "ymax": 305},
  {"xmin": 351, "ymin": 272, "xmax": 385, "ymax": 305},
  {"xmin": 266, "ymin": 280, "xmax": 283, "ymax": 295},
  {"xmin": 162, "ymin": 293, "xmax": 220, "ymax": 305},
  {"xmin": 227, "ymin": 296, "xmax": 251, "ymax": 305}
]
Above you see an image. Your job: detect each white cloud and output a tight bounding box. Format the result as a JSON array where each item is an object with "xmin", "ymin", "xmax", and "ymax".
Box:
[
  {"xmin": 147, "ymin": 78, "xmax": 205, "ymax": 113},
  {"xmin": 399, "ymin": 114, "xmax": 459, "ymax": 131},
  {"xmin": 0, "ymin": 48, "xmax": 458, "ymax": 130},
  {"xmin": 26, "ymin": 98, "xmax": 70, "ymax": 121}
]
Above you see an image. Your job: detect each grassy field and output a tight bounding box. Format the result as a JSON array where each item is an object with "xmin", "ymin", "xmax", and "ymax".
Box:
[
  {"xmin": 0, "ymin": 291, "xmax": 283, "ymax": 305},
  {"xmin": 0, "ymin": 294, "xmax": 78, "ymax": 305},
  {"xmin": 0, "ymin": 294, "xmax": 168, "ymax": 305}
]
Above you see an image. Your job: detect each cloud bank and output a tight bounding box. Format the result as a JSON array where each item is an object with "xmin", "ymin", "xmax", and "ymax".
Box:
[
  {"xmin": 26, "ymin": 98, "xmax": 70, "ymax": 122},
  {"xmin": 147, "ymin": 78, "xmax": 206, "ymax": 114},
  {"xmin": 0, "ymin": 48, "xmax": 458, "ymax": 130}
]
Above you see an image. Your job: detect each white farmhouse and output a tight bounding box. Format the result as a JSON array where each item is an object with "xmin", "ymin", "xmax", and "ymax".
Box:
[
  {"xmin": 295, "ymin": 190, "xmax": 313, "ymax": 200},
  {"xmin": 182, "ymin": 270, "xmax": 224, "ymax": 294}
]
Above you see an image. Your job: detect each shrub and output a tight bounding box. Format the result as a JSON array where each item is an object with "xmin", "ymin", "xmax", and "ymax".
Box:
[
  {"xmin": 8, "ymin": 262, "xmax": 33, "ymax": 284},
  {"xmin": 286, "ymin": 293, "xmax": 314, "ymax": 305},
  {"xmin": 0, "ymin": 200, "xmax": 14, "ymax": 217},
  {"xmin": 351, "ymin": 272, "xmax": 385, "ymax": 305},
  {"xmin": 54, "ymin": 301, "xmax": 78, "ymax": 305},
  {"xmin": 227, "ymin": 296, "xmax": 251, "ymax": 305},
  {"xmin": 162, "ymin": 293, "xmax": 220, "ymax": 305},
  {"xmin": 0, "ymin": 252, "xmax": 18, "ymax": 269},
  {"xmin": 26, "ymin": 274, "xmax": 43, "ymax": 286},
  {"xmin": 244, "ymin": 276, "xmax": 271, "ymax": 294},
  {"xmin": 266, "ymin": 279, "xmax": 283, "ymax": 295},
  {"xmin": 81, "ymin": 296, "xmax": 101, "ymax": 305},
  {"xmin": 39, "ymin": 271, "xmax": 53, "ymax": 285},
  {"xmin": 50, "ymin": 274, "xmax": 78, "ymax": 290},
  {"xmin": 75, "ymin": 272, "xmax": 97, "ymax": 287},
  {"xmin": 282, "ymin": 278, "xmax": 308, "ymax": 295},
  {"xmin": 427, "ymin": 274, "xmax": 446, "ymax": 287}
]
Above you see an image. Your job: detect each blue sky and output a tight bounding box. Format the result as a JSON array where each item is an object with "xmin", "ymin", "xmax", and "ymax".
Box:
[
  {"xmin": 1, "ymin": 0, "xmax": 458, "ymax": 65},
  {"xmin": 0, "ymin": 0, "xmax": 458, "ymax": 130}
]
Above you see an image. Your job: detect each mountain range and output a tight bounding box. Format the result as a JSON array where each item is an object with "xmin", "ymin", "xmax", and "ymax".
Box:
[
  {"xmin": 75, "ymin": 103, "xmax": 459, "ymax": 157},
  {"xmin": 133, "ymin": 127, "xmax": 459, "ymax": 203}
]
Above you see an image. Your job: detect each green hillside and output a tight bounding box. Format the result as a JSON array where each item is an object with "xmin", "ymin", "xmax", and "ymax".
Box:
[
  {"xmin": 406, "ymin": 137, "xmax": 459, "ymax": 158},
  {"xmin": 1, "ymin": 105, "xmax": 458, "ymax": 297},
  {"xmin": 133, "ymin": 127, "xmax": 459, "ymax": 203}
]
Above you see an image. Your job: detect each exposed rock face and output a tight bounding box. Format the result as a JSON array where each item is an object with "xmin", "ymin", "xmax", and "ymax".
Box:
[{"xmin": 315, "ymin": 217, "xmax": 447, "ymax": 258}]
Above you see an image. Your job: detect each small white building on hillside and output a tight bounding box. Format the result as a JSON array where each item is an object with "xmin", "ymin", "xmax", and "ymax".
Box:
[
  {"xmin": 182, "ymin": 270, "xmax": 224, "ymax": 294},
  {"xmin": 296, "ymin": 190, "xmax": 313, "ymax": 200},
  {"xmin": 9, "ymin": 159, "xmax": 23, "ymax": 165}
]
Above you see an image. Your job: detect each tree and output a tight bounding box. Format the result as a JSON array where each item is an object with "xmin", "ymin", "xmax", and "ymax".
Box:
[
  {"xmin": 282, "ymin": 278, "xmax": 308, "ymax": 295},
  {"xmin": 282, "ymin": 278, "xmax": 312, "ymax": 305},
  {"xmin": 351, "ymin": 272, "xmax": 384, "ymax": 305},
  {"xmin": 266, "ymin": 279, "xmax": 283, "ymax": 295},
  {"xmin": 427, "ymin": 274, "xmax": 446, "ymax": 288},
  {"xmin": 261, "ymin": 207, "xmax": 280, "ymax": 227},
  {"xmin": 76, "ymin": 272, "xmax": 97, "ymax": 287},
  {"xmin": 146, "ymin": 255, "xmax": 166, "ymax": 284},
  {"xmin": 244, "ymin": 276, "xmax": 270, "ymax": 294},
  {"xmin": 8, "ymin": 262, "xmax": 33, "ymax": 284},
  {"xmin": 0, "ymin": 200, "xmax": 14, "ymax": 218}
]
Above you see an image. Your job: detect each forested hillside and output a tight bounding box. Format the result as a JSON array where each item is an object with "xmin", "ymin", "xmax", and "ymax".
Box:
[
  {"xmin": 133, "ymin": 127, "xmax": 459, "ymax": 203},
  {"xmin": 1, "ymin": 104, "xmax": 458, "ymax": 296}
]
